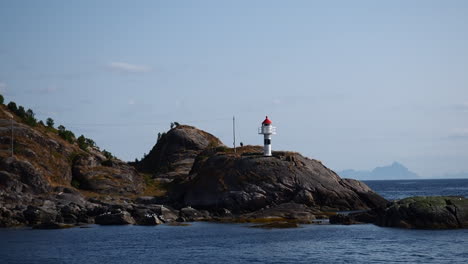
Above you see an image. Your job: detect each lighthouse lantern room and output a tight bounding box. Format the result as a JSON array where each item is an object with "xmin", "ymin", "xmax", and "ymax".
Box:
[{"xmin": 258, "ymin": 116, "xmax": 276, "ymax": 156}]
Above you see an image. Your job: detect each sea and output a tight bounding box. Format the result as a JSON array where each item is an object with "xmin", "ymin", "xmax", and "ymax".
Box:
[{"xmin": 1, "ymin": 179, "xmax": 467, "ymax": 264}]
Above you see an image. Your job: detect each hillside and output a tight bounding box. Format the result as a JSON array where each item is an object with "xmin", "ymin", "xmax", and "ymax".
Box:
[{"xmin": 0, "ymin": 99, "xmax": 388, "ymax": 228}]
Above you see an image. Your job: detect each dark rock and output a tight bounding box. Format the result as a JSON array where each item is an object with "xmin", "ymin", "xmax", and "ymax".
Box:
[
  {"xmin": 95, "ymin": 211, "xmax": 135, "ymax": 225},
  {"xmin": 159, "ymin": 205, "xmax": 179, "ymax": 223},
  {"xmin": 175, "ymin": 151, "xmax": 387, "ymax": 213},
  {"xmin": 136, "ymin": 125, "xmax": 224, "ymax": 180},
  {"xmin": 72, "ymin": 154, "xmax": 144, "ymax": 195},
  {"xmin": 135, "ymin": 196, "xmax": 160, "ymax": 205},
  {"xmin": 329, "ymin": 214, "xmax": 357, "ymax": 225},
  {"xmin": 23, "ymin": 203, "xmax": 58, "ymax": 226},
  {"xmin": 132, "ymin": 209, "xmax": 163, "ymax": 225},
  {"xmin": 0, "ymin": 157, "xmax": 50, "ymax": 193},
  {"xmin": 375, "ymin": 196, "xmax": 468, "ymax": 229},
  {"xmin": 179, "ymin": 207, "xmax": 211, "ymax": 221}
]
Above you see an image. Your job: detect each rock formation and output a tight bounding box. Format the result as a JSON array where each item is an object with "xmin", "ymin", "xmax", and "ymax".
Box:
[
  {"xmin": 374, "ymin": 196, "xmax": 468, "ymax": 229},
  {"xmin": 136, "ymin": 125, "xmax": 224, "ymax": 181},
  {"xmin": 170, "ymin": 147, "xmax": 388, "ymax": 214},
  {"xmin": 4, "ymin": 103, "xmax": 461, "ymax": 229}
]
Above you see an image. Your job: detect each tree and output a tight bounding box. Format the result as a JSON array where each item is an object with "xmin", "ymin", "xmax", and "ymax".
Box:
[
  {"xmin": 157, "ymin": 132, "xmax": 162, "ymax": 142},
  {"xmin": 7, "ymin": 102, "xmax": 17, "ymax": 113},
  {"xmin": 24, "ymin": 108, "xmax": 37, "ymax": 126},
  {"xmin": 85, "ymin": 138, "xmax": 95, "ymax": 148},
  {"xmin": 174, "ymin": 122, "xmax": 180, "ymax": 127},
  {"xmin": 170, "ymin": 122, "xmax": 174, "ymax": 129},
  {"xmin": 46, "ymin": 118, "xmax": 54, "ymax": 128},
  {"xmin": 0, "ymin": 94, "xmax": 4, "ymax": 105},
  {"xmin": 102, "ymin": 150, "xmax": 113, "ymax": 160},
  {"xmin": 17, "ymin": 106, "xmax": 26, "ymax": 118},
  {"xmin": 57, "ymin": 125, "xmax": 75, "ymax": 143},
  {"xmin": 77, "ymin": 135, "xmax": 88, "ymax": 150},
  {"xmin": 26, "ymin": 109, "xmax": 34, "ymax": 118}
]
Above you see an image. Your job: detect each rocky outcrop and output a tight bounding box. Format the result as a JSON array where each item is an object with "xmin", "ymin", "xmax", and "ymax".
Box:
[
  {"xmin": 171, "ymin": 149, "xmax": 388, "ymax": 214},
  {"xmin": 374, "ymin": 196, "xmax": 468, "ymax": 229},
  {"xmin": 95, "ymin": 211, "xmax": 136, "ymax": 225},
  {"xmin": 136, "ymin": 125, "xmax": 224, "ymax": 180},
  {"xmin": 72, "ymin": 154, "xmax": 144, "ymax": 195}
]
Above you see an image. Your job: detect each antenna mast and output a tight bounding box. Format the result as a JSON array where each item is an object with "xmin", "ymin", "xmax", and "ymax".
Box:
[
  {"xmin": 11, "ymin": 119, "xmax": 14, "ymax": 158},
  {"xmin": 233, "ymin": 116, "xmax": 236, "ymax": 154}
]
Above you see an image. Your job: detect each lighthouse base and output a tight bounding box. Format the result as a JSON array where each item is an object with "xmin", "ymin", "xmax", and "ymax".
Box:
[{"xmin": 263, "ymin": 135, "xmax": 272, "ymax": 156}]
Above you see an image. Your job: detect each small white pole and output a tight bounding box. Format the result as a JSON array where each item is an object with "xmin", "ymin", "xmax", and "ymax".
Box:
[
  {"xmin": 233, "ymin": 116, "xmax": 236, "ymax": 154},
  {"xmin": 11, "ymin": 119, "xmax": 14, "ymax": 158}
]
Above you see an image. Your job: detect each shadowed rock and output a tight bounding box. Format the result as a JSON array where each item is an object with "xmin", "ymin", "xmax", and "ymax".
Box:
[
  {"xmin": 374, "ymin": 196, "xmax": 468, "ymax": 229},
  {"xmin": 95, "ymin": 211, "xmax": 136, "ymax": 225},
  {"xmin": 72, "ymin": 154, "xmax": 144, "ymax": 195},
  {"xmin": 171, "ymin": 150, "xmax": 388, "ymax": 214},
  {"xmin": 136, "ymin": 125, "xmax": 224, "ymax": 180}
]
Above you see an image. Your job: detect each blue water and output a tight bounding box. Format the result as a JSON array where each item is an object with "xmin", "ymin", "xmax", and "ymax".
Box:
[
  {"xmin": 1, "ymin": 179, "xmax": 468, "ymax": 264},
  {"xmin": 364, "ymin": 178, "xmax": 468, "ymax": 200}
]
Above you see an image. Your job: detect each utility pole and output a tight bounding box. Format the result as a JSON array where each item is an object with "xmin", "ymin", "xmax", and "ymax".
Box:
[
  {"xmin": 11, "ymin": 119, "xmax": 14, "ymax": 158},
  {"xmin": 233, "ymin": 116, "xmax": 236, "ymax": 154}
]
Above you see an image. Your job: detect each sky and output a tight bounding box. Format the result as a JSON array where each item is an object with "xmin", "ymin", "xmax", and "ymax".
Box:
[{"xmin": 1, "ymin": 0, "xmax": 467, "ymax": 177}]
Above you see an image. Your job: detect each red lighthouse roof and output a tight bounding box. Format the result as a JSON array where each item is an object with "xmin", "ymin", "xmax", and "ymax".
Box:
[{"xmin": 262, "ymin": 116, "xmax": 272, "ymax": 125}]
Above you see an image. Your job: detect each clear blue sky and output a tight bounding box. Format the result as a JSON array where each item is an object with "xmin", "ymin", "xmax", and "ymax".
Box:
[{"xmin": 1, "ymin": 0, "xmax": 467, "ymax": 177}]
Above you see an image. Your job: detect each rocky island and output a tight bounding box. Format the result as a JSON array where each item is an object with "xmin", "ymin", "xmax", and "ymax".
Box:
[{"xmin": 0, "ymin": 102, "xmax": 467, "ymax": 229}]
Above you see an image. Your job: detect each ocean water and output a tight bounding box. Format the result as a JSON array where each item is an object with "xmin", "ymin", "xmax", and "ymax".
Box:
[
  {"xmin": 1, "ymin": 179, "xmax": 468, "ymax": 264},
  {"xmin": 364, "ymin": 178, "xmax": 468, "ymax": 200}
]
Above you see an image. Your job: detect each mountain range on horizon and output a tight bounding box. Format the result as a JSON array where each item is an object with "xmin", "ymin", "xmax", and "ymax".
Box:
[
  {"xmin": 339, "ymin": 162, "xmax": 468, "ymax": 180},
  {"xmin": 338, "ymin": 162, "xmax": 420, "ymax": 180}
]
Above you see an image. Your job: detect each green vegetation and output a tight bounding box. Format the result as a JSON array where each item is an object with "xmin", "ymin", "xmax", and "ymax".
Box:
[
  {"xmin": 77, "ymin": 135, "xmax": 96, "ymax": 151},
  {"xmin": 102, "ymin": 150, "xmax": 113, "ymax": 160},
  {"xmin": 4, "ymin": 97, "xmax": 117, "ymax": 162},
  {"xmin": 58, "ymin": 125, "xmax": 75, "ymax": 143},
  {"xmin": 46, "ymin": 118, "xmax": 54, "ymax": 128},
  {"xmin": 6, "ymin": 101, "xmax": 37, "ymax": 126},
  {"xmin": 7, "ymin": 102, "xmax": 18, "ymax": 113}
]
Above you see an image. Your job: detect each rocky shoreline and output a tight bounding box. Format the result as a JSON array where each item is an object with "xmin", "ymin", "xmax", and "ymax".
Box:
[{"xmin": 1, "ymin": 106, "xmax": 467, "ymax": 230}]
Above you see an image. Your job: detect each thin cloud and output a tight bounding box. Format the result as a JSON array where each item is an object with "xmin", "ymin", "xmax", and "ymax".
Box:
[{"xmin": 108, "ymin": 62, "xmax": 151, "ymax": 73}]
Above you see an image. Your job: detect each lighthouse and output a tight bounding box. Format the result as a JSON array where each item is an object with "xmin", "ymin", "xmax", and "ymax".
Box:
[{"xmin": 258, "ymin": 116, "xmax": 276, "ymax": 156}]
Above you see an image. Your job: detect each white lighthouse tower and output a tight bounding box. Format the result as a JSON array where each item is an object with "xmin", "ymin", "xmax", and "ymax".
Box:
[{"xmin": 258, "ymin": 116, "xmax": 276, "ymax": 156}]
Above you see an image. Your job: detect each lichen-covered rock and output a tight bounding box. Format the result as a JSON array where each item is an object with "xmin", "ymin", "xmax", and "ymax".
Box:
[{"xmin": 375, "ymin": 196, "xmax": 468, "ymax": 229}]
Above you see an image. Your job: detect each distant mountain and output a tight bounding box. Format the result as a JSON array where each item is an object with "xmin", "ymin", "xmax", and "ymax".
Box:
[{"xmin": 338, "ymin": 162, "xmax": 420, "ymax": 180}]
